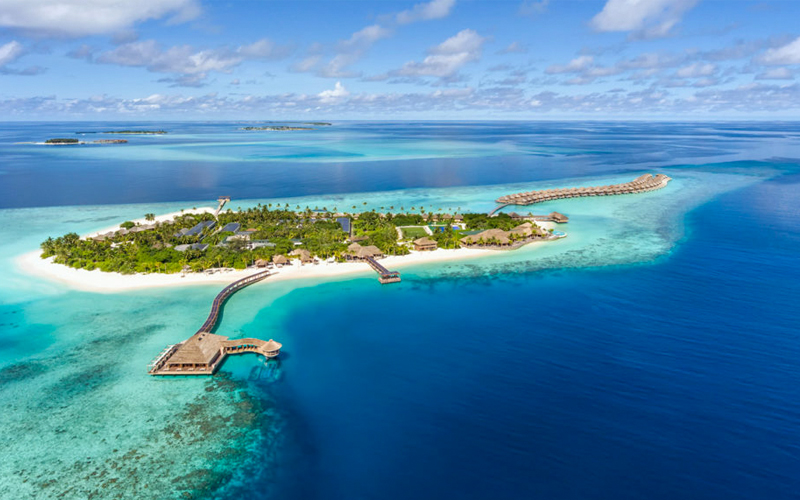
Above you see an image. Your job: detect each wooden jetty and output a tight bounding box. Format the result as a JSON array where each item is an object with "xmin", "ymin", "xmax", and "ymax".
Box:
[
  {"xmin": 148, "ymin": 269, "xmax": 282, "ymax": 376},
  {"xmin": 365, "ymin": 255, "xmax": 401, "ymax": 284},
  {"xmin": 215, "ymin": 196, "xmax": 231, "ymax": 217},
  {"xmin": 489, "ymin": 174, "xmax": 671, "ymax": 216}
]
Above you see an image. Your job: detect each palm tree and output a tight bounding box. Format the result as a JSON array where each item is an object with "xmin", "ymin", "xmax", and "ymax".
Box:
[{"xmin": 145, "ymin": 213, "xmax": 155, "ymax": 222}]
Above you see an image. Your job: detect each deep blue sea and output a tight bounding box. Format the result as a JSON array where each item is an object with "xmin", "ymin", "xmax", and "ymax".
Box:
[{"xmin": 0, "ymin": 122, "xmax": 798, "ymax": 499}]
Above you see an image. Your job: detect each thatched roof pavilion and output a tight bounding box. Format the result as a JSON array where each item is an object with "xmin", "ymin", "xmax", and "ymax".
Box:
[
  {"xmin": 347, "ymin": 242, "xmax": 383, "ymax": 259},
  {"xmin": 509, "ymin": 222, "xmax": 536, "ymax": 237},
  {"xmin": 289, "ymin": 248, "xmax": 313, "ymax": 263},
  {"xmin": 254, "ymin": 258, "xmax": 269, "ymax": 268},
  {"xmin": 460, "ymin": 228, "xmax": 512, "ymax": 246},
  {"xmin": 549, "ymin": 212, "xmax": 569, "ymax": 223},
  {"xmin": 413, "ymin": 237, "xmax": 438, "ymax": 251},
  {"xmin": 273, "ymin": 254, "xmax": 289, "ymax": 265}
]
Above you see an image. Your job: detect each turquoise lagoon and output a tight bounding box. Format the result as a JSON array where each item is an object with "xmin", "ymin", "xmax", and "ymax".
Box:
[{"xmin": 1, "ymin": 122, "xmax": 799, "ymax": 499}]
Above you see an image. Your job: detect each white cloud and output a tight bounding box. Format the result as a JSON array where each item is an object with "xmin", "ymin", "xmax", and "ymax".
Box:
[
  {"xmin": 317, "ymin": 81, "xmax": 350, "ymax": 103},
  {"xmin": 519, "ymin": 0, "xmax": 549, "ymax": 17},
  {"xmin": 295, "ymin": 24, "xmax": 392, "ymax": 78},
  {"xmin": 0, "ymin": 0, "xmax": 200, "ymax": 37},
  {"xmin": 396, "ymin": 0, "xmax": 456, "ymax": 25},
  {"xmin": 545, "ymin": 56, "xmax": 594, "ymax": 74},
  {"xmin": 675, "ymin": 62, "xmax": 716, "ymax": 78},
  {"xmin": 95, "ymin": 38, "xmax": 290, "ymax": 86},
  {"xmin": 758, "ymin": 36, "xmax": 800, "ymax": 65},
  {"xmin": 7, "ymin": 81, "xmax": 800, "ymax": 118},
  {"xmin": 590, "ymin": 0, "xmax": 699, "ymax": 39},
  {"xmin": 755, "ymin": 67, "xmax": 794, "ymax": 80},
  {"xmin": 497, "ymin": 42, "xmax": 528, "ymax": 55},
  {"xmin": 392, "ymin": 29, "xmax": 486, "ymax": 79},
  {"xmin": 0, "ymin": 40, "xmax": 24, "ymax": 66},
  {"xmin": 340, "ymin": 24, "xmax": 392, "ymax": 50}
]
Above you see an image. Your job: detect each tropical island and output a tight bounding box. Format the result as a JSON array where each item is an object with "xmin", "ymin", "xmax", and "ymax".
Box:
[
  {"xmin": 238, "ymin": 126, "xmax": 314, "ymax": 131},
  {"xmin": 38, "ymin": 205, "xmax": 561, "ymax": 275},
  {"xmin": 103, "ymin": 130, "xmax": 167, "ymax": 134},
  {"xmin": 43, "ymin": 138, "xmax": 128, "ymax": 145}
]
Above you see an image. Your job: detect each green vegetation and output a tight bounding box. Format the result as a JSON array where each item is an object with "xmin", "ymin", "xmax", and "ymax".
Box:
[
  {"xmin": 40, "ymin": 206, "xmax": 545, "ymax": 275},
  {"xmin": 400, "ymin": 227, "xmax": 428, "ymax": 239},
  {"xmin": 430, "ymin": 226, "xmax": 462, "ymax": 249},
  {"xmin": 45, "ymin": 138, "xmax": 80, "ymax": 144},
  {"xmin": 461, "ymin": 213, "xmax": 519, "ymax": 231}
]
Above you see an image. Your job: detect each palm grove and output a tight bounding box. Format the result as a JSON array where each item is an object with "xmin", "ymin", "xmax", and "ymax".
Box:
[{"xmin": 40, "ymin": 204, "xmax": 528, "ymax": 274}]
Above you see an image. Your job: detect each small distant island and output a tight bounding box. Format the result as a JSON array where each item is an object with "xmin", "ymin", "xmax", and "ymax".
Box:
[
  {"xmin": 44, "ymin": 138, "xmax": 128, "ymax": 145},
  {"xmin": 103, "ymin": 130, "xmax": 167, "ymax": 135},
  {"xmin": 45, "ymin": 138, "xmax": 80, "ymax": 144},
  {"xmin": 239, "ymin": 126, "xmax": 314, "ymax": 131}
]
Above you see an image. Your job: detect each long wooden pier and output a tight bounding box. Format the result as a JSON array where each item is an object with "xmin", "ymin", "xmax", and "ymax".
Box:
[
  {"xmin": 365, "ymin": 256, "xmax": 401, "ymax": 284},
  {"xmin": 148, "ymin": 270, "xmax": 282, "ymax": 376},
  {"xmin": 489, "ymin": 173, "xmax": 671, "ymax": 216},
  {"xmin": 196, "ymin": 269, "xmax": 272, "ymax": 335}
]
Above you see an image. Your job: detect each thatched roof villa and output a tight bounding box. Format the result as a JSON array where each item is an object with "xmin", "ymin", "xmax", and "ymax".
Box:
[{"xmin": 413, "ymin": 237, "xmax": 438, "ymax": 251}]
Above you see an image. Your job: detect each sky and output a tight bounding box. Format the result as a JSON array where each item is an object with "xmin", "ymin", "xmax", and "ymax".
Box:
[{"xmin": 1, "ymin": 0, "xmax": 800, "ymax": 120}]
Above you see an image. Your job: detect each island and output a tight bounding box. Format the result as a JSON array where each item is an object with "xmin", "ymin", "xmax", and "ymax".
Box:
[
  {"xmin": 238, "ymin": 126, "xmax": 314, "ymax": 131},
  {"xmin": 45, "ymin": 138, "xmax": 80, "ymax": 144},
  {"xmin": 43, "ymin": 138, "xmax": 128, "ymax": 145},
  {"xmin": 103, "ymin": 130, "xmax": 167, "ymax": 134},
  {"xmin": 38, "ymin": 206, "xmax": 560, "ymax": 276}
]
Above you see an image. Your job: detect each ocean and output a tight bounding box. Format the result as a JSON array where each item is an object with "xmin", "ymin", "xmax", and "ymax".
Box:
[{"xmin": 0, "ymin": 122, "xmax": 798, "ymax": 499}]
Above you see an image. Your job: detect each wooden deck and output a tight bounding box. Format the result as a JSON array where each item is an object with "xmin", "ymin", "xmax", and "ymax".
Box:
[
  {"xmin": 148, "ymin": 270, "xmax": 282, "ymax": 376},
  {"xmin": 365, "ymin": 256, "xmax": 401, "ymax": 284},
  {"xmin": 489, "ymin": 173, "xmax": 671, "ymax": 215}
]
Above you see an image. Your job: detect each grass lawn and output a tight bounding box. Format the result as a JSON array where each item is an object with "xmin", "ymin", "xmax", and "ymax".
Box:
[{"xmin": 401, "ymin": 226, "xmax": 429, "ymax": 239}]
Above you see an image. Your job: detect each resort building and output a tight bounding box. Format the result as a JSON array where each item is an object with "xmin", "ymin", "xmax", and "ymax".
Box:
[
  {"xmin": 413, "ymin": 237, "xmax": 438, "ymax": 251},
  {"xmin": 149, "ymin": 332, "xmax": 282, "ymax": 375},
  {"xmin": 174, "ymin": 220, "xmax": 216, "ymax": 238},
  {"xmin": 336, "ymin": 217, "xmax": 352, "ymax": 236},
  {"xmin": 346, "ymin": 242, "xmax": 384, "ymax": 260},
  {"xmin": 460, "ymin": 228, "xmax": 512, "ymax": 246},
  {"xmin": 289, "ymin": 248, "xmax": 314, "ymax": 264}
]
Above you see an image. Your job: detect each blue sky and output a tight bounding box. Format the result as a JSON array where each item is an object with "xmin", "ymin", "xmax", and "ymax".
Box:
[{"xmin": 2, "ymin": 0, "xmax": 800, "ymax": 119}]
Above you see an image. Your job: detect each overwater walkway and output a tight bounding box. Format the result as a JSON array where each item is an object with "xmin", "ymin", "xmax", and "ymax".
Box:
[
  {"xmin": 489, "ymin": 173, "xmax": 671, "ymax": 215},
  {"xmin": 149, "ymin": 269, "xmax": 281, "ymax": 376}
]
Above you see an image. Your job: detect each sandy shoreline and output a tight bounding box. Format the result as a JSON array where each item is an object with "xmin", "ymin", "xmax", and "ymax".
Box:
[{"xmin": 15, "ymin": 209, "xmax": 555, "ymax": 293}]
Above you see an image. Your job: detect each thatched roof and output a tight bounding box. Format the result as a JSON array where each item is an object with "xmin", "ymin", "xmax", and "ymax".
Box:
[
  {"xmin": 168, "ymin": 333, "xmax": 228, "ymax": 365},
  {"xmin": 289, "ymin": 248, "xmax": 313, "ymax": 261},
  {"xmin": 361, "ymin": 245, "xmax": 383, "ymax": 256},
  {"xmin": 460, "ymin": 228, "xmax": 511, "ymax": 245},
  {"xmin": 509, "ymin": 222, "xmax": 535, "ymax": 237},
  {"xmin": 414, "ymin": 237, "xmax": 437, "ymax": 247},
  {"xmin": 549, "ymin": 211, "xmax": 569, "ymax": 222},
  {"xmin": 255, "ymin": 258, "xmax": 269, "ymax": 267},
  {"xmin": 347, "ymin": 242, "xmax": 382, "ymax": 258},
  {"xmin": 272, "ymin": 254, "xmax": 289, "ymax": 264},
  {"xmin": 263, "ymin": 339, "xmax": 282, "ymax": 352}
]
